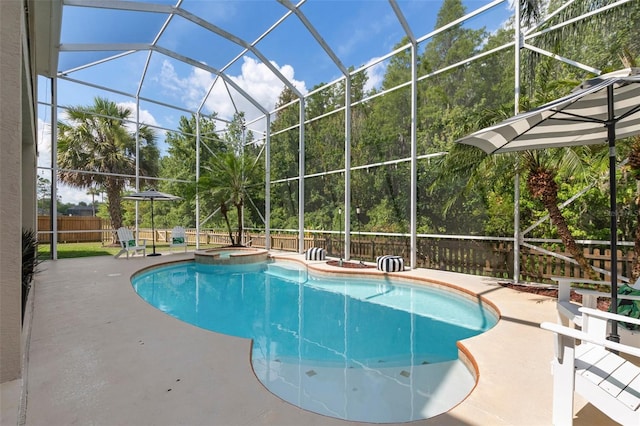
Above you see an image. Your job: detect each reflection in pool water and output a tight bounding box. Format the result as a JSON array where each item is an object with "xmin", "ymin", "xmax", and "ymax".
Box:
[{"xmin": 132, "ymin": 260, "xmax": 497, "ymax": 422}]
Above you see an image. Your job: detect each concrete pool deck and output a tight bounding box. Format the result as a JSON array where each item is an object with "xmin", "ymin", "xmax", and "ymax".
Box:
[{"xmin": 2, "ymin": 251, "xmax": 616, "ymax": 425}]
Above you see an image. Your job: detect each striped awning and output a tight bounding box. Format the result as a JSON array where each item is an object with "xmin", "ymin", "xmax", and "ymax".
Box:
[{"xmin": 457, "ymin": 68, "xmax": 640, "ymax": 154}]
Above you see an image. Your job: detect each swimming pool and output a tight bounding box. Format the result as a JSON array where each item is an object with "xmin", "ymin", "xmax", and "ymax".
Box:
[{"xmin": 132, "ymin": 260, "xmax": 498, "ymax": 422}]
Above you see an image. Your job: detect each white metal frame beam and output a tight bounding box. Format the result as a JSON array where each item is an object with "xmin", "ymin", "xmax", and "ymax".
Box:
[
  {"xmin": 389, "ymin": 0, "xmax": 418, "ymax": 269},
  {"xmin": 45, "ymin": 0, "xmax": 633, "ymax": 278}
]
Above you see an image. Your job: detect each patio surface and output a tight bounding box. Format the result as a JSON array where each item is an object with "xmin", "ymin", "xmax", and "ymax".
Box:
[{"xmin": 2, "ymin": 251, "xmax": 616, "ymax": 426}]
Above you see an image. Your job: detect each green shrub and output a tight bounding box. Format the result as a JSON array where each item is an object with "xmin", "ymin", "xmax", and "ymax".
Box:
[{"xmin": 22, "ymin": 228, "xmax": 40, "ymax": 324}]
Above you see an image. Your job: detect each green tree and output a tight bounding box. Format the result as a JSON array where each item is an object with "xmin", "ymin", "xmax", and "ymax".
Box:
[
  {"xmin": 357, "ymin": 41, "xmax": 414, "ymax": 232},
  {"xmin": 57, "ymin": 97, "xmax": 159, "ymax": 241},
  {"xmin": 269, "ymin": 87, "xmax": 301, "ymax": 228},
  {"xmin": 86, "ymin": 186, "xmax": 100, "ymax": 216},
  {"xmin": 619, "ymin": 53, "xmax": 640, "ymax": 280},
  {"xmin": 517, "ymin": 0, "xmax": 640, "ymax": 279},
  {"xmin": 420, "ymin": 0, "xmax": 487, "ymax": 110},
  {"xmin": 302, "ymin": 71, "xmax": 370, "ymax": 230},
  {"xmin": 521, "ymin": 0, "xmax": 640, "ymax": 88},
  {"xmin": 427, "ymin": 0, "xmax": 640, "ymax": 278},
  {"xmin": 37, "ymin": 175, "xmax": 52, "ymax": 214},
  {"xmin": 199, "ymin": 149, "xmax": 262, "ymax": 246},
  {"xmin": 159, "ymin": 114, "xmax": 224, "ymax": 228}
]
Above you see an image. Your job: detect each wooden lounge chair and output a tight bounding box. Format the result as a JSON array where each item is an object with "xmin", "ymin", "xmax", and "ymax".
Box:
[
  {"xmin": 541, "ymin": 307, "xmax": 640, "ymax": 425},
  {"xmin": 170, "ymin": 226, "xmax": 187, "ymax": 252},
  {"xmin": 115, "ymin": 227, "xmax": 146, "ymax": 259},
  {"xmin": 551, "ymin": 277, "xmax": 640, "ymax": 346}
]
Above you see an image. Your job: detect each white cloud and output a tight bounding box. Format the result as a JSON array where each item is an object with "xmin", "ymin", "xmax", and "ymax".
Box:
[
  {"xmin": 363, "ymin": 57, "xmax": 387, "ymax": 92},
  {"xmin": 117, "ymin": 101, "xmax": 160, "ymax": 131},
  {"xmin": 37, "ymin": 118, "xmax": 93, "ymax": 204},
  {"xmin": 58, "ymin": 182, "xmax": 95, "ymax": 205},
  {"xmin": 157, "ymin": 57, "xmax": 308, "ymax": 131},
  {"xmin": 37, "ymin": 118, "xmax": 52, "ymax": 168}
]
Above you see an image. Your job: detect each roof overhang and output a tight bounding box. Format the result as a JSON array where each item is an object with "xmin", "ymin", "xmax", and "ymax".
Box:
[{"xmin": 31, "ymin": 0, "xmax": 62, "ymax": 77}]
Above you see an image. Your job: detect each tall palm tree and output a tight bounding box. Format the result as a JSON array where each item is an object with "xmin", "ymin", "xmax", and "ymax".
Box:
[{"xmin": 57, "ymin": 97, "xmax": 159, "ymax": 242}]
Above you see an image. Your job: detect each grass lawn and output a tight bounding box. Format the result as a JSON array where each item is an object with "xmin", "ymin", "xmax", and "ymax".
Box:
[
  {"xmin": 38, "ymin": 241, "xmax": 122, "ymax": 259},
  {"xmin": 37, "ymin": 241, "xmax": 224, "ymax": 259}
]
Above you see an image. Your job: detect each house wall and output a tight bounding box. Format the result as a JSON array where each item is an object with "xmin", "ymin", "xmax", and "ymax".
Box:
[{"xmin": 1, "ymin": 0, "xmax": 27, "ymax": 383}]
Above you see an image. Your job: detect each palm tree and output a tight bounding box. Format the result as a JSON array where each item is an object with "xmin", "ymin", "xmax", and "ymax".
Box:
[
  {"xmin": 434, "ymin": 70, "xmax": 602, "ymax": 279},
  {"xmin": 199, "ymin": 150, "xmax": 261, "ymax": 246},
  {"xmin": 520, "ymin": 0, "xmax": 640, "ymax": 279},
  {"xmin": 522, "ymin": 149, "xmax": 601, "ymax": 279},
  {"xmin": 57, "ymin": 97, "xmax": 159, "ymax": 242},
  {"xmin": 86, "ymin": 186, "xmax": 101, "ymax": 216},
  {"xmin": 435, "ymin": 135, "xmax": 601, "ymax": 280}
]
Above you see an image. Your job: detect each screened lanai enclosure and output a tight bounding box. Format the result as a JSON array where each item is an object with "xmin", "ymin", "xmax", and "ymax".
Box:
[{"xmin": 38, "ymin": 0, "xmax": 640, "ymax": 283}]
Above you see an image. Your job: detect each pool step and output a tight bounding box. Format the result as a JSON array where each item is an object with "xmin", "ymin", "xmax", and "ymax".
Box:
[{"xmin": 264, "ymin": 264, "xmax": 308, "ymax": 283}]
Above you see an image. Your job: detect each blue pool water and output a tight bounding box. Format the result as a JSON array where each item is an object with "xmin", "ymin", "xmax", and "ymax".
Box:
[{"xmin": 132, "ymin": 260, "xmax": 498, "ymax": 422}]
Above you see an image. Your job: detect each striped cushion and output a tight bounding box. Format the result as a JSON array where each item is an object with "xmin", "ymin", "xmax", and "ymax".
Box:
[
  {"xmin": 377, "ymin": 255, "xmax": 404, "ymax": 272},
  {"xmin": 305, "ymin": 247, "xmax": 326, "ymax": 261}
]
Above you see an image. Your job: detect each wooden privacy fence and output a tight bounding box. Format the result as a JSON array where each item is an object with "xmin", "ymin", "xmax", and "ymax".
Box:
[
  {"xmin": 37, "ymin": 216, "xmax": 104, "ymax": 243},
  {"xmin": 41, "ymin": 221, "xmax": 636, "ymax": 284},
  {"xmin": 264, "ymin": 233, "xmax": 635, "ymax": 284},
  {"xmin": 127, "ymin": 229, "xmax": 636, "ymax": 283}
]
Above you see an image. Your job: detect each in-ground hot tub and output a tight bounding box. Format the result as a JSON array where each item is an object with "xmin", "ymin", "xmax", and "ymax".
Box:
[{"xmin": 194, "ymin": 247, "xmax": 269, "ymax": 265}]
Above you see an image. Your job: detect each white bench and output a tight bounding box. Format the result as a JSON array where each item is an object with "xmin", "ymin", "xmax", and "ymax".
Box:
[
  {"xmin": 551, "ymin": 277, "xmax": 640, "ymax": 346},
  {"xmin": 541, "ymin": 307, "xmax": 640, "ymax": 425}
]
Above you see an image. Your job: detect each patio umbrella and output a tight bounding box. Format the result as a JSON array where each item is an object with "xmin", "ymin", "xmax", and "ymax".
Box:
[
  {"xmin": 123, "ymin": 188, "xmax": 182, "ymax": 256},
  {"xmin": 457, "ymin": 67, "xmax": 640, "ymax": 342}
]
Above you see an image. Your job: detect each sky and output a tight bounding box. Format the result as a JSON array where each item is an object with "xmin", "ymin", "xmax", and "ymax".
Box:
[{"xmin": 38, "ymin": 0, "xmax": 514, "ymax": 204}]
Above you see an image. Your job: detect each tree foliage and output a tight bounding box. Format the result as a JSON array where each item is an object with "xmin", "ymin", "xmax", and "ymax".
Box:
[
  {"xmin": 156, "ymin": 114, "xmax": 224, "ymax": 228},
  {"xmin": 148, "ymin": 0, "xmax": 640, "ymax": 278},
  {"xmin": 57, "ymin": 97, "xmax": 159, "ymax": 240}
]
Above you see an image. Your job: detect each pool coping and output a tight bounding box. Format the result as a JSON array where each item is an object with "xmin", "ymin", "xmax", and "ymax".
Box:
[
  {"xmin": 194, "ymin": 247, "xmax": 269, "ymax": 265},
  {"xmin": 6, "ymin": 250, "xmax": 615, "ymax": 426}
]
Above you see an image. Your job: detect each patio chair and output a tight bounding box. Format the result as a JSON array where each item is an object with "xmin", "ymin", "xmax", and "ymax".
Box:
[
  {"xmin": 115, "ymin": 227, "xmax": 146, "ymax": 259},
  {"xmin": 551, "ymin": 277, "xmax": 640, "ymax": 346},
  {"xmin": 540, "ymin": 307, "xmax": 640, "ymax": 425},
  {"xmin": 170, "ymin": 226, "xmax": 187, "ymax": 252}
]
